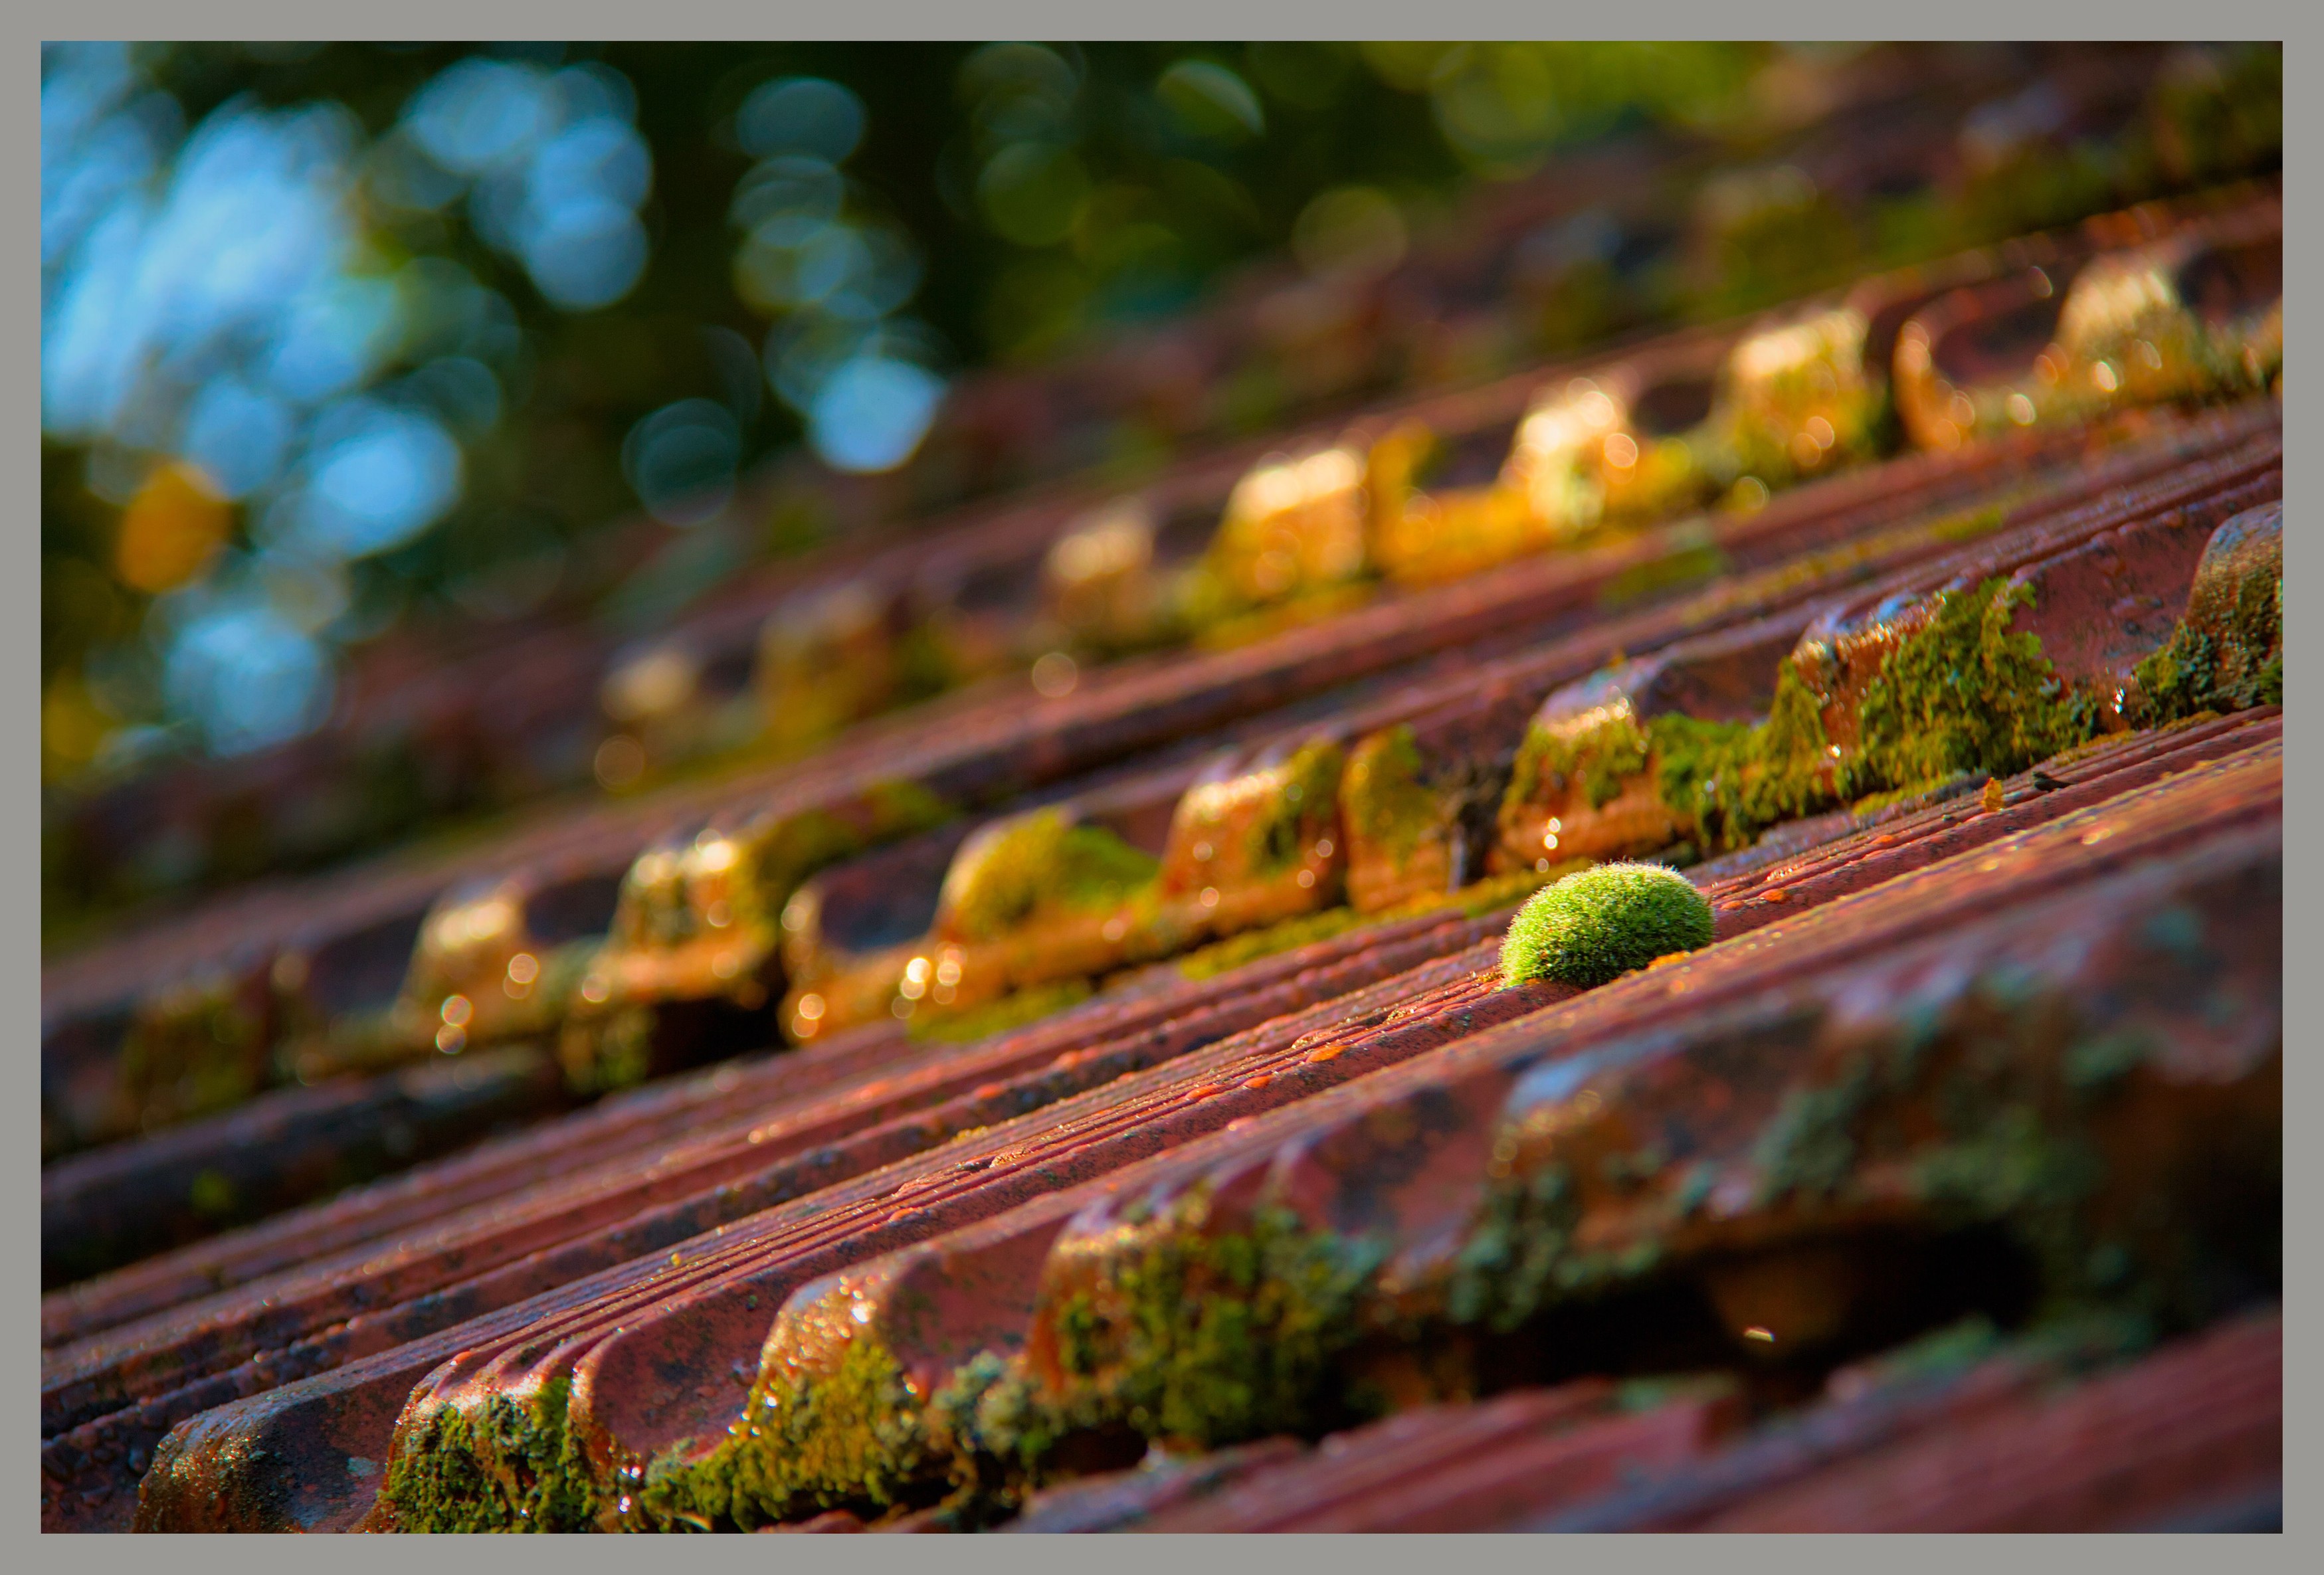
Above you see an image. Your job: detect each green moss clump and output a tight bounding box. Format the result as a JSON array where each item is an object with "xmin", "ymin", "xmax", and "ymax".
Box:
[
  {"xmin": 1341, "ymin": 726, "xmax": 1440, "ymax": 856},
  {"xmin": 1650, "ymin": 664, "xmax": 1838, "ymax": 853},
  {"xmin": 956, "ymin": 1200, "xmax": 1388, "ymax": 1496},
  {"xmin": 939, "ymin": 808, "xmax": 1160, "ymax": 943},
  {"xmin": 1247, "ymin": 739, "xmax": 1347, "ymax": 872},
  {"xmin": 377, "ymin": 1378, "xmax": 599, "ymax": 1532},
  {"xmin": 1500, "ymin": 862, "xmax": 1715, "ymax": 989},
  {"xmin": 1509, "ymin": 713, "xmax": 1652, "ymax": 816},
  {"xmin": 1504, "ymin": 664, "xmax": 1818, "ymax": 853},
  {"xmin": 1508, "ymin": 576, "xmax": 2113, "ymax": 862},
  {"xmin": 635, "ymin": 1337, "xmax": 941, "ymax": 1532},
  {"xmin": 630, "ymin": 1200, "xmax": 1391, "ymax": 1530},
  {"xmin": 2132, "ymin": 557, "xmax": 2282, "ymax": 725},
  {"xmin": 1851, "ymin": 578, "xmax": 2101, "ymax": 791}
]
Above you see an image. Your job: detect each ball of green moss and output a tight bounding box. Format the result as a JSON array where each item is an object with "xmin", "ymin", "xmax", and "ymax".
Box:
[{"xmin": 1499, "ymin": 861, "xmax": 1715, "ymax": 989}]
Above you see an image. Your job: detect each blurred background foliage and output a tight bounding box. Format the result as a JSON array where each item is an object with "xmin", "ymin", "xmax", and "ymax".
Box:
[
  {"xmin": 41, "ymin": 41, "xmax": 2281, "ymax": 945},
  {"xmin": 39, "ymin": 41, "xmax": 1785, "ymax": 781}
]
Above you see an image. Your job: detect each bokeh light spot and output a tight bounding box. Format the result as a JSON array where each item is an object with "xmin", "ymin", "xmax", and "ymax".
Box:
[
  {"xmin": 1292, "ymin": 186, "xmax": 1408, "ymax": 280},
  {"xmin": 114, "ymin": 462, "xmax": 232, "ymax": 594},
  {"xmin": 621, "ymin": 399, "xmax": 741, "ymax": 525},
  {"xmin": 179, "ymin": 380, "xmax": 294, "ymax": 500},
  {"xmin": 737, "ymin": 77, "xmax": 866, "ymax": 165},
  {"xmin": 290, "ymin": 401, "xmax": 463, "ymax": 558},
  {"xmin": 162, "ymin": 597, "xmax": 334, "ymax": 755},
  {"xmin": 806, "ymin": 356, "xmax": 945, "ymax": 474},
  {"xmin": 1157, "ymin": 60, "xmax": 1266, "ymax": 142},
  {"xmin": 977, "ymin": 142, "xmax": 1090, "ymax": 248}
]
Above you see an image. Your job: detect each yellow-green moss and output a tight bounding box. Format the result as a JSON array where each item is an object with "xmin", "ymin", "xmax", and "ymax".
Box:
[
  {"xmin": 1247, "ymin": 740, "xmax": 1347, "ymax": 873},
  {"xmin": 377, "ymin": 1377, "xmax": 600, "ymax": 1532},
  {"xmin": 1175, "ymin": 868, "xmax": 1553, "ymax": 982},
  {"xmin": 633, "ymin": 1337, "xmax": 941, "ymax": 1532},
  {"xmin": 1500, "ymin": 863, "xmax": 1715, "ymax": 989},
  {"xmin": 1341, "ymin": 726, "xmax": 1440, "ymax": 857},
  {"xmin": 1509, "ymin": 714, "xmax": 1652, "ymax": 817},
  {"xmin": 941, "ymin": 809, "xmax": 1161, "ymax": 944},
  {"xmin": 1648, "ymin": 664, "xmax": 1838, "ymax": 852},
  {"xmin": 1509, "ymin": 577, "xmax": 2109, "ymax": 860},
  {"xmin": 381, "ymin": 947, "xmax": 2276, "ymax": 1534},
  {"xmin": 620, "ymin": 1200, "xmax": 1391, "ymax": 1530},
  {"xmin": 1851, "ymin": 578, "xmax": 2101, "ymax": 790},
  {"xmin": 909, "ymin": 978, "xmax": 1097, "ymax": 1044},
  {"xmin": 2133, "ymin": 569, "xmax": 2282, "ymax": 725},
  {"xmin": 957, "ymin": 1200, "xmax": 1389, "ymax": 1498}
]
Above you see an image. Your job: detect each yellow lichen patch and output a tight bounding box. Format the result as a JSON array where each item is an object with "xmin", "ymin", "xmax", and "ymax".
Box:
[
  {"xmin": 1339, "ymin": 726, "xmax": 1456, "ymax": 913},
  {"xmin": 1708, "ymin": 304, "xmax": 1880, "ymax": 490},
  {"xmin": 1200, "ymin": 444, "xmax": 1370, "ymax": 608},
  {"xmin": 1896, "ymin": 221, "xmax": 2280, "ymax": 452},
  {"xmin": 393, "ymin": 879, "xmax": 593, "ymax": 1056},
  {"xmin": 755, "ymin": 584, "xmax": 917, "ymax": 757},
  {"xmin": 1159, "ymin": 741, "xmax": 1346, "ymax": 932},
  {"xmin": 933, "ymin": 808, "xmax": 1158, "ymax": 946},
  {"xmin": 1042, "ymin": 501, "xmax": 1170, "ymax": 652},
  {"xmin": 1498, "ymin": 378, "xmax": 1630, "ymax": 544}
]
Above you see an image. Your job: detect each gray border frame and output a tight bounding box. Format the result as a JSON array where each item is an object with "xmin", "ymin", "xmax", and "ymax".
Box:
[{"xmin": 14, "ymin": 8, "xmax": 2309, "ymax": 1572}]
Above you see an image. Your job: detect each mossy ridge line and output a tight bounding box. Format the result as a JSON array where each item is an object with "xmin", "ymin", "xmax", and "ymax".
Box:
[
  {"xmin": 1509, "ymin": 576, "xmax": 2129, "ymax": 864},
  {"xmin": 650, "ymin": 1198, "xmax": 1392, "ymax": 1529},
  {"xmin": 1004, "ymin": 965, "xmax": 2274, "ymax": 1502}
]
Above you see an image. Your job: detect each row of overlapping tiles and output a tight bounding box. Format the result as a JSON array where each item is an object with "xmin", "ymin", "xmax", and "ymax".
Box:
[
  {"xmin": 99, "ymin": 717, "xmax": 2280, "ymax": 1530},
  {"xmin": 41, "ymin": 185, "xmax": 2282, "ymax": 1187},
  {"xmin": 41, "ymin": 375, "xmax": 2282, "ymax": 1526},
  {"xmin": 38, "ymin": 392, "xmax": 2281, "ymax": 1279}
]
